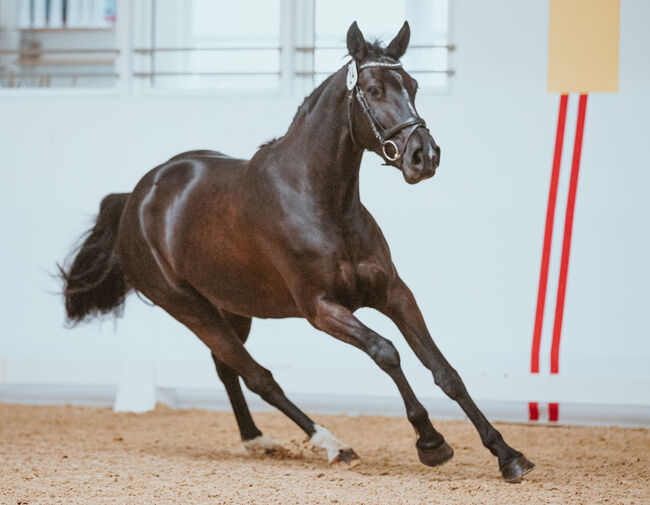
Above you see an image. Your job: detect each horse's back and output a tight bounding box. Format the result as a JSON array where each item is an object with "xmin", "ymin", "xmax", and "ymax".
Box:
[
  {"xmin": 132, "ymin": 150, "xmax": 247, "ymax": 198},
  {"xmin": 168, "ymin": 149, "xmax": 242, "ymax": 163}
]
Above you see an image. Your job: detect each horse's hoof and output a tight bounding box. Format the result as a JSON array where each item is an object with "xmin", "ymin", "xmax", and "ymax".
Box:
[
  {"xmin": 417, "ymin": 441, "xmax": 454, "ymax": 467},
  {"xmin": 243, "ymin": 435, "xmax": 286, "ymax": 456},
  {"xmin": 331, "ymin": 448, "xmax": 361, "ymax": 469},
  {"xmin": 500, "ymin": 454, "xmax": 536, "ymax": 483}
]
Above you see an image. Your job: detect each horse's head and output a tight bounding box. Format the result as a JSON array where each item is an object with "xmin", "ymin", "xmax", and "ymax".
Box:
[{"xmin": 346, "ymin": 21, "xmax": 440, "ymax": 184}]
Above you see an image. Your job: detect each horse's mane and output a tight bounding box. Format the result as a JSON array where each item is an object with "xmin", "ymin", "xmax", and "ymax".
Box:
[
  {"xmin": 259, "ymin": 39, "xmax": 390, "ymax": 150},
  {"xmin": 258, "ymin": 72, "xmax": 339, "ymax": 150}
]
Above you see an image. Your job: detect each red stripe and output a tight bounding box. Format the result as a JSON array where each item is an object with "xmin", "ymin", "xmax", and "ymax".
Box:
[
  {"xmin": 548, "ymin": 402, "xmax": 559, "ymax": 422},
  {"xmin": 551, "ymin": 94, "xmax": 588, "ymax": 374},
  {"xmin": 531, "ymin": 94, "xmax": 569, "ymax": 373},
  {"xmin": 528, "ymin": 402, "xmax": 539, "ymax": 421}
]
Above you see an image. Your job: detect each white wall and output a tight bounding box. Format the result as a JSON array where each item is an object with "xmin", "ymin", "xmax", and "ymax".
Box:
[{"xmin": 1, "ymin": 1, "xmax": 649, "ymax": 421}]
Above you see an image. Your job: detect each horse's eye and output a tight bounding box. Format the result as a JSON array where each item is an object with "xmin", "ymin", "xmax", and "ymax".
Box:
[{"xmin": 367, "ymin": 86, "xmax": 381, "ymax": 98}]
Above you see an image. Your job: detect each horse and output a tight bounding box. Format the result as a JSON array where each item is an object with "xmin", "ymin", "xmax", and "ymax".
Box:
[{"xmin": 60, "ymin": 21, "xmax": 535, "ymax": 482}]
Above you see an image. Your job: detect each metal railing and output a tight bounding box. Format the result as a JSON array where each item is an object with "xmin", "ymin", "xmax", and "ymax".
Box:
[
  {"xmin": 294, "ymin": 43, "xmax": 456, "ymax": 51},
  {"xmin": 133, "ymin": 46, "xmax": 280, "ymax": 54},
  {"xmin": 131, "ymin": 44, "xmax": 454, "ymax": 80},
  {"xmin": 133, "ymin": 71, "xmax": 281, "ymax": 78},
  {"xmin": 0, "ymin": 44, "xmax": 454, "ymax": 88},
  {"xmin": 294, "ymin": 69, "xmax": 454, "ymax": 77},
  {"xmin": 0, "ymin": 48, "xmax": 120, "ymax": 55},
  {"xmin": 0, "ymin": 47, "xmax": 120, "ymax": 87}
]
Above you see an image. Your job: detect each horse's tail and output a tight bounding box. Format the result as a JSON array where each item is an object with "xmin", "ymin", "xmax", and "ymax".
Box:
[{"xmin": 59, "ymin": 193, "xmax": 131, "ymax": 324}]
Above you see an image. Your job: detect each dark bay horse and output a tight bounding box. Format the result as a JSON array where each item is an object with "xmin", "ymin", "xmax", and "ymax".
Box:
[{"xmin": 61, "ymin": 21, "xmax": 535, "ymax": 482}]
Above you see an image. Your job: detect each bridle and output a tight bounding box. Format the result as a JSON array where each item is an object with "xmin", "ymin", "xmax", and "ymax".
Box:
[{"xmin": 346, "ymin": 59, "xmax": 428, "ymax": 163}]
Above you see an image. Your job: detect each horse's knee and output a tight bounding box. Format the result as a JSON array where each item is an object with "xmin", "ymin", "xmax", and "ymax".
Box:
[
  {"xmin": 370, "ymin": 339, "xmax": 400, "ymax": 371},
  {"xmin": 308, "ymin": 299, "xmax": 400, "ymax": 370},
  {"xmin": 433, "ymin": 367, "xmax": 465, "ymax": 400}
]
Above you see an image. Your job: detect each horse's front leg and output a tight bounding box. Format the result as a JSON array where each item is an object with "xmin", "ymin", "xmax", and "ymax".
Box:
[
  {"xmin": 378, "ymin": 278, "xmax": 535, "ymax": 482},
  {"xmin": 309, "ymin": 298, "xmax": 453, "ymax": 467}
]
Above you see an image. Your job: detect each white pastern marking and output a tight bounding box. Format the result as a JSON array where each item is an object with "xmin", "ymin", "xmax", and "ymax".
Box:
[
  {"xmin": 310, "ymin": 425, "xmax": 350, "ymax": 463},
  {"xmin": 243, "ymin": 435, "xmax": 284, "ymax": 455}
]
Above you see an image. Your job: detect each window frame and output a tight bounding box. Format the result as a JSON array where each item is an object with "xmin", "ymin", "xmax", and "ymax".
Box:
[
  {"xmin": 307, "ymin": 0, "xmax": 453, "ymax": 96},
  {"xmin": 131, "ymin": 0, "xmax": 287, "ymax": 98},
  {"xmin": 0, "ymin": 0, "xmax": 452, "ymax": 98},
  {"xmin": 0, "ymin": 0, "xmax": 131, "ymax": 98}
]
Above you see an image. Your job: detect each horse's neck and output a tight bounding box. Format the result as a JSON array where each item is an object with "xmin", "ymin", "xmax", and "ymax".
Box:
[{"xmin": 279, "ymin": 72, "xmax": 365, "ymax": 217}]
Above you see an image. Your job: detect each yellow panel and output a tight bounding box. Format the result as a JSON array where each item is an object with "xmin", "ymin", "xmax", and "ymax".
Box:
[{"xmin": 548, "ymin": 0, "xmax": 619, "ymax": 93}]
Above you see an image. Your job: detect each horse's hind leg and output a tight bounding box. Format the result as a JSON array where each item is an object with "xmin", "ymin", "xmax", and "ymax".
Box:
[
  {"xmin": 160, "ymin": 294, "xmax": 360, "ymax": 467},
  {"xmin": 211, "ymin": 312, "xmax": 285, "ymax": 455}
]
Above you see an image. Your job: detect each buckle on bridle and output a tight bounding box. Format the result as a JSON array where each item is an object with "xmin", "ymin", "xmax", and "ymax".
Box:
[{"xmin": 382, "ymin": 140, "xmax": 400, "ymax": 161}]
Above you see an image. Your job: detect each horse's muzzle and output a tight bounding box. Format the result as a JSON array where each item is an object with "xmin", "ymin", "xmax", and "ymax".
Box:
[{"xmin": 400, "ymin": 129, "xmax": 440, "ymax": 184}]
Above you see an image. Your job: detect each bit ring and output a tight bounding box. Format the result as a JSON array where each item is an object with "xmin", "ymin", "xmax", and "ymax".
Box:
[{"xmin": 382, "ymin": 140, "xmax": 400, "ymax": 161}]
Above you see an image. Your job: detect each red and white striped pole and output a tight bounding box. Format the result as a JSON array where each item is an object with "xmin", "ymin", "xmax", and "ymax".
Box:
[{"xmin": 530, "ymin": 94, "xmax": 588, "ymax": 423}]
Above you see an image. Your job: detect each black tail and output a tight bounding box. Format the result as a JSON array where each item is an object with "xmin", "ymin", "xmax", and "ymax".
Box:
[{"xmin": 59, "ymin": 193, "xmax": 131, "ymax": 324}]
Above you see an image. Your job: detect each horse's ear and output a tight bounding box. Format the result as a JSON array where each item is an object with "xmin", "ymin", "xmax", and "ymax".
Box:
[
  {"xmin": 385, "ymin": 21, "xmax": 410, "ymax": 59},
  {"xmin": 346, "ymin": 21, "xmax": 367, "ymax": 61}
]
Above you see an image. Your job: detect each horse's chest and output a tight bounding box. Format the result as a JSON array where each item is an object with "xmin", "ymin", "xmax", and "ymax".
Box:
[{"xmin": 336, "ymin": 259, "xmax": 391, "ymax": 307}]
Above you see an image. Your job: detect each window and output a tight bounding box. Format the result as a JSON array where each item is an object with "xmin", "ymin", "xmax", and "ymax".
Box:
[
  {"xmin": 0, "ymin": 0, "xmax": 452, "ymax": 93},
  {"xmin": 0, "ymin": 0, "xmax": 118, "ymax": 89},
  {"xmin": 141, "ymin": 0, "xmax": 451, "ymax": 93},
  {"xmin": 312, "ymin": 0, "xmax": 450, "ymax": 88},
  {"xmin": 137, "ymin": 0, "xmax": 281, "ymax": 90}
]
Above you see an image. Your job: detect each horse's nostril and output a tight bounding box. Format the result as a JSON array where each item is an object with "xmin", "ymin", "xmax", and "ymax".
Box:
[
  {"xmin": 432, "ymin": 145, "xmax": 441, "ymax": 167},
  {"xmin": 412, "ymin": 148, "xmax": 423, "ymax": 167}
]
